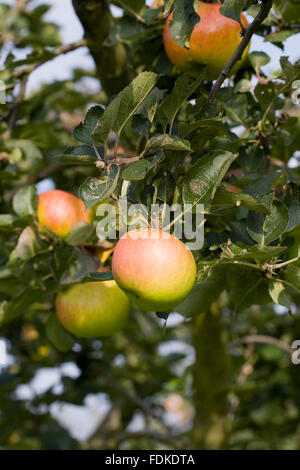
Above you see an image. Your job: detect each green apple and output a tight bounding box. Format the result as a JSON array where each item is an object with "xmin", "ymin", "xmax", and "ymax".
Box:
[{"xmin": 56, "ymin": 280, "xmax": 130, "ymax": 337}]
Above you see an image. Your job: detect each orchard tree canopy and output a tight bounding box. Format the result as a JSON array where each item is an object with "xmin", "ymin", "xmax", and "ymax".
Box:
[{"xmin": 1, "ymin": 0, "xmax": 300, "ymax": 450}]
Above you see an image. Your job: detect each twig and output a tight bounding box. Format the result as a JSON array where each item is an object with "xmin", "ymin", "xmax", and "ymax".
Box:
[
  {"xmin": 208, "ymin": 0, "xmax": 273, "ymax": 103},
  {"xmin": 13, "ymin": 39, "xmax": 87, "ymax": 79},
  {"xmin": 114, "ymin": 0, "xmax": 146, "ymax": 23},
  {"xmin": 263, "ymin": 255, "xmax": 300, "ymax": 271},
  {"xmin": 229, "ymin": 334, "xmax": 292, "ymax": 354},
  {"xmin": 106, "ymin": 149, "xmax": 158, "ymax": 166}
]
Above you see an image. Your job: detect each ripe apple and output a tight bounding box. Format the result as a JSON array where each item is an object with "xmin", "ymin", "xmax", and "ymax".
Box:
[
  {"xmin": 163, "ymin": 1, "xmax": 250, "ymax": 80},
  {"xmin": 37, "ymin": 189, "xmax": 92, "ymax": 238},
  {"xmin": 112, "ymin": 228, "xmax": 197, "ymax": 312},
  {"xmin": 56, "ymin": 280, "xmax": 131, "ymax": 337}
]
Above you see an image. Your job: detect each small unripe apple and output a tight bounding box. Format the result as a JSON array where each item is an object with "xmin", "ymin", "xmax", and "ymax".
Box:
[
  {"xmin": 37, "ymin": 189, "xmax": 92, "ymax": 238},
  {"xmin": 163, "ymin": 1, "xmax": 250, "ymax": 80},
  {"xmin": 112, "ymin": 228, "xmax": 197, "ymax": 312},
  {"xmin": 56, "ymin": 280, "xmax": 131, "ymax": 337}
]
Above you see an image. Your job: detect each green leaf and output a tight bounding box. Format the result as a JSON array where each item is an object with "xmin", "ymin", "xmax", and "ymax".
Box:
[
  {"xmin": 280, "ymin": 56, "xmax": 300, "ymax": 82},
  {"xmin": 116, "ymin": 0, "xmax": 144, "ymax": 14},
  {"xmin": 84, "ymin": 105, "xmax": 105, "ymax": 130},
  {"xmin": 56, "ymin": 145, "xmax": 99, "ymax": 165},
  {"xmin": 248, "ymin": 51, "xmax": 271, "ymax": 71},
  {"xmin": 12, "ymin": 185, "xmax": 38, "ymax": 218},
  {"xmin": 212, "ymin": 187, "xmax": 270, "ymax": 214},
  {"xmin": 244, "ymin": 245, "xmax": 286, "ymax": 263},
  {"xmin": 169, "ymin": 0, "xmax": 199, "ymax": 48},
  {"xmin": 176, "ymin": 266, "xmax": 227, "ymax": 317},
  {"xmin": 260, "ymin": 345, "xmax": 286, "ymax": 362},
  {"xmin": 104, "ymin": 16, "xmax": 147, "ymax": 46},
  {"xmin": 132, "ymin": 114, "xmax": 151, "ymax": 136},
  {"xmin": 219, "ymin": 0, "xmax": 244, "ymax": 25},
  {"xmin": 265, "ymin": 30, "xmax": 295, "ymax": 44},
  {"xmin": 234, "ymin": 79, "xmax": 253, "ymax": 93},
  {"xmin": 64, "ymin": 222, "xmax": 95, "ymax": 246},
  {"xmin": 0, "ymin": 214, "xmax": 16, "ymax": 229},
  {"xmin": 143, "ymin": 134, "xmax": 191, "ymax": 153},
  {"xmin": 216, "ymin": 88, "xmax": 250, "ymax": 126},
  {"xmin": 46, "ymin": 314, "xmax": 75, "ymax": 352},
  {"xmin": 5, "ymin": 139, "xmax": 44, "ymax": 173},
  {"xmin": 73, "ymin": 105, "xmax": 104, "ymax": 145},
  {"xmin": 79, "ymin": 165, "xmax": 120, "ymax": 210},
  {"xmin": 244, "ymin": 175, "xmax": 277, "ymax": 199},
  {"xmin": 0, "ymin": 289, "xmax": 45, "ymax": 326},
  {"xmin": 269, "ymin": 280, "xmax": 291, "ymax": 309},
  {"xmin": 158, "ymin": 74, "xmax": 204, "ymax": 132},
  {"xmin": 80, "ymin": 271, "xmax": 113, "ymax": 283},
  {"xmin": 59, "ymin": 248, "xmax": 99, "ymax": 285},
  {"xmin": 254, "ymin": 82, "xmax": 278, "ymax": 109},
  {"xmin": 9, "ymin": 226, "xmax": 40, "ymax": 263},
  {"xmin": 285, "ymin": 196, "xmax": 300, "ymax": 232},
  {"xmin": 282, "ymin": 264, "xmax": 300, "ymax": 294},
  {"xmin": 182, "ymin": 150, "xmax": 238, "ymax": 205},
  {"xmin": 136, "ymin": 87, "xmax": 163, "ymax": 124},
  {"xmin": 121, "ymin": 153, "xmax": 163, "ymax": 181},
  {"xmin": 179, "ymin": 119, "xmax": 225, "ymax": 138},
  {"xmin": 227, "ymin": 267, "xmax": 271, "ymax": 312},
  {"xmin": 247, "ymin": 202, "xmax": 289, "ymax": 246},
  {"xmin": 155, "ymin": 170, "xmax": 176, "ymax": 203},
  {"xmin": 93, "ymin": 71, "xmax": 158, "ymax": 146}
]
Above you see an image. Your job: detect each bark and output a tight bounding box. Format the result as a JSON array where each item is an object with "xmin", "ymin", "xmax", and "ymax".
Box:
[{"xmin": 72, "ymin": 0, "xmax": 133, "ymax": 97}]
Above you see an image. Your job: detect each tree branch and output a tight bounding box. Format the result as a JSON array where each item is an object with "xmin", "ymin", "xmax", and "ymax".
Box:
[
  {"xmin": 13, "ymin": 39, "xmax": 87, "ymax": 79},
  {"xmin": 208, "ymin": 0, "xmax": 273, "ymax": 103},
  {"xmin": 72, "ymin": 0, "xmax": 133, "ymax": 97}
]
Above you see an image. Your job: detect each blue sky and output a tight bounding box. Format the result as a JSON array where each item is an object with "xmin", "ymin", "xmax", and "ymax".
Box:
[{"xmin": 1, "ymin": 0, "xmax": 300, "ymax": 93}]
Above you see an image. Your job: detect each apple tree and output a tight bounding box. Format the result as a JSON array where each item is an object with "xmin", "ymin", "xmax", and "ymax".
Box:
[{"xmin": 1, "ymin": 0, "xmax": 300, "ymax": 450}]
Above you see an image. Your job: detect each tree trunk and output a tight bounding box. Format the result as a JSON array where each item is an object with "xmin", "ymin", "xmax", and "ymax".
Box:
[{"xmin": 192, "ymin": 303, "xmax": 230, "ymax": 449}]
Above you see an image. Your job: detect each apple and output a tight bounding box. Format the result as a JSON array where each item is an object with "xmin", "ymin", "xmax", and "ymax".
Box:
[
  {"xmin": 37, "ymin": 189, "xmax": 92, "ymax": 238},
  {"xmin": 163, "ymin": 1, "xmax": 250, "ymax": 80},
  {"xmin": 111, "ymin": 228, "xmax": 197, "ymax": 312},
  {"xmin": 56, "ymin": 280, "xmax": 131, "ymax": 337}
]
